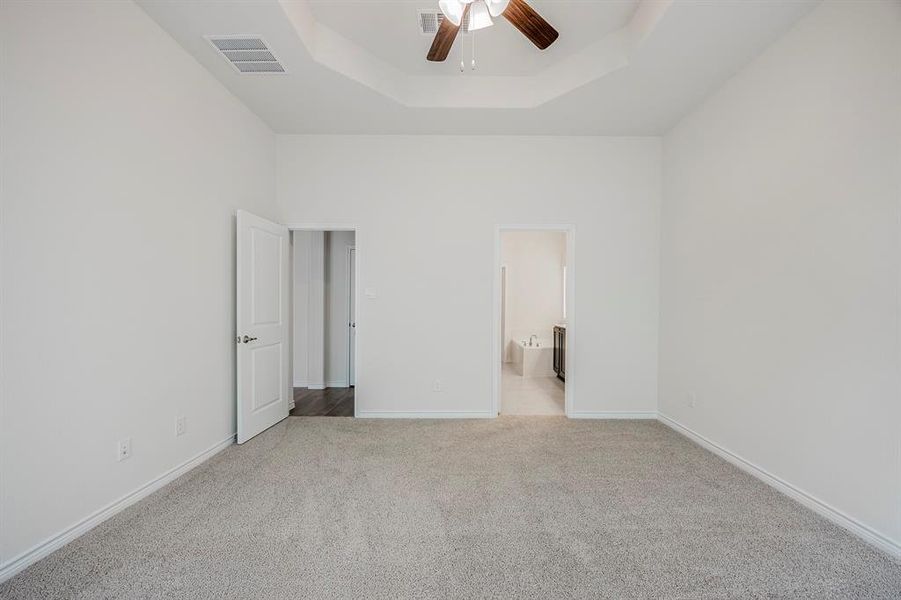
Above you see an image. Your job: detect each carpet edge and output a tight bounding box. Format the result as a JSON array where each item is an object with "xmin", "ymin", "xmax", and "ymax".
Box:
[
  {"xmin": 0, "ymin": 433, "xmax": 236, "ymax": 583},
  {"xmin": 657, "ymin": 412, "xmax": 901, "ymax": 560}
]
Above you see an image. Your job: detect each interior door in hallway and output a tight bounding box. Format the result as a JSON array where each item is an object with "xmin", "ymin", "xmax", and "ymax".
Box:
[{"xmin": 236, "ymin": 210, "xmax": 290, "ymax": 444}]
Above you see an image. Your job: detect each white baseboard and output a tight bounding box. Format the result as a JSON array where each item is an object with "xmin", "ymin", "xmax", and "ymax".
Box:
[
  {"xmin": 0, "ymin": 434, "xmax": 236, "ymax": 584},
  {"xmin": 357, "ymin": 410, "xmax": 493, "ymax": 419},
  {"xmin": 657, "ymin": 413, "xmax": 901, "ymax": 559},
  {"xmin": 292, "ymin": 379, "xmax": 307, "ymax": 388},
  {"xmin": 570, "ymin": 411, "xmax": 657, "ymax": 419},
  {"xmin": 5, "ymin": 412, "xmax": 896, "ymax": 587},
  {"xmin": 303, "ymin": 381, "xmax": 349, "ymax": 390}
]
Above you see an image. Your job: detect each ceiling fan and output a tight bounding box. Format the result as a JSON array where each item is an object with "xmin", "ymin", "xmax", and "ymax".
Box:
[{"xmin": 427, "ymin": 0, "xmax": 559, "ymax": 62}]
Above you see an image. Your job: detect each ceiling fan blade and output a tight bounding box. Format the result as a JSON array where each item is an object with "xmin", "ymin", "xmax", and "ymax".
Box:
[
  {"xmin": 503, "ymin": 0, "xmax": 559, "ymax": 50},
  {"xmin": 427, "ymin": 5, "xmax": 471, "ymax": 62}
]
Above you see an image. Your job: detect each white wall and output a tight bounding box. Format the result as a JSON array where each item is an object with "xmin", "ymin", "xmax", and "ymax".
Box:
[
  {"xmin": 501, "ymin": 231, "xmax": 566, "ymax": 357},
  {"xmin": 292, "ymin": 231, "xmax": 311, "ymax": 386},
  {"xmin": 277, "ymin": 136, "xmax": 661, "ymax": 417},
  {"xmin": 0, "ymin": 0, "xmax": 277, "ymax": 569},
  {"xmin": 306, "ymin": 231, "xmax": 326, "ymax": 388},
  {"xmin": 325, "ymin": 231, "xmax": 355, "ymax": 386},
  {"xmin": 659, "ymin": 0, "xmax": 901, "ymax": 552},
  {"xmin": 293, "ymin": 230, "xmax": 355, "ymax": 388}
]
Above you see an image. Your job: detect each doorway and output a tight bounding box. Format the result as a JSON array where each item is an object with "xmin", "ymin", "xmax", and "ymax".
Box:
[
  {"xmin": 289, "ymin": 228, "xmax": 357, "ymax": 417},
  {"xmin": 493, "ymin": 225, "xmax": 574, "ymax": 417}
]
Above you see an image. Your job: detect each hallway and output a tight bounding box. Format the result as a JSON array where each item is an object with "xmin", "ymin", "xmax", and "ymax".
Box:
[{"xmin": 290, "ymin": 387, "xmax": 354, "ymax": 417}]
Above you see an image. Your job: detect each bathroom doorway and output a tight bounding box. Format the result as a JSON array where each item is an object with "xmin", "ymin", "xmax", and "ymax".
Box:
[{"xmin": 493, "ymin": 226, "xmax": 573, "ymax": 416}]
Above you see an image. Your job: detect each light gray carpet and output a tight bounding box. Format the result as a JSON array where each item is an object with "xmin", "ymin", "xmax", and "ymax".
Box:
[{"xmin": 2, "ymin": 418, "xmax": 899, "ymax": 599}]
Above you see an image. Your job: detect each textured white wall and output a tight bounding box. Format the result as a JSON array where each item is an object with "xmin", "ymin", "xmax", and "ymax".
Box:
[
  {"xmin": 291, "ymin": 231, "xmax": 355, "ymax": 388},
  {"xmin": 325, "ymin": 231, "xmax": 355, "ymax": 386},
  {"xmin": 306, "ymin": 232, "xmax": 326, "ymax": 387},
  {"xmin": 0, "ymin": 1, "xmax": 278, "ymax": 566},
  {"xmin": 501, "ymin": 231, "xmax": 566, "ymax": 356},
  {"xmin": 292, "ymin": 231, "xmax": 311, "ymax": 386},
  {"xmin": 659, "ymin": 0, "xmax": 901, "ymax": 550},
  {"xmin": 277, "ymin": 135, "xmax": 661, "ymax": 416}
]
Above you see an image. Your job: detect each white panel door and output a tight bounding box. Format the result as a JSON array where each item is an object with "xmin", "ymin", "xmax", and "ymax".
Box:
[{"xmin": 237, "ymin": 210, "xmax": 289, "ymax": 444}]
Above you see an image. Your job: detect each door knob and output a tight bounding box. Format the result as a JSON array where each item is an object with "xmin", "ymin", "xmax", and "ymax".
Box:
[{"xmin": 242, "ymin": 335, "xmax": 258, "ymax": 343}]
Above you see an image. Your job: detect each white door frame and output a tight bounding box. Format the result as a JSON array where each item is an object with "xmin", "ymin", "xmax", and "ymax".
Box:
[
  {"xmin": 286, "ymin": 224, "xmax": 360, "ymax": 418},
  {"xmin": 346, "ymin": 245, "xmax": 356, "ymax": 387},
  {"xmin": 499, "ymin": 264, "xmax": 508, "ymax": 364},
  {"xmin": 492, "ymin": 224, "xmax": 575, "ymax": 418}
]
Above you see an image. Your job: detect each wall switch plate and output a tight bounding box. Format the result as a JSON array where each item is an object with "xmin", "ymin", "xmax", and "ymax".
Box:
[
  {"xmin": 364, "ymin": 287, "xmax": 376, "ymax": 299},
  {"xmin": 688, "ymin": 392, "xmax": 697, "ymax": 408},
  {"xmin": 117, "ymin": 438, "xmax": 132, "ymax": 462},
  {"xmin": 176, "ymin": 416, "xmax": 186, "ymax": 437},
  {"xmin": 433, "ymin": 380, "xmax": 442, "ymax": 392}
]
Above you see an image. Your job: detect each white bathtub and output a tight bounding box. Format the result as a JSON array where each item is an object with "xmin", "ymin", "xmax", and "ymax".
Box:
[{"xmin": 509, "ymin": 339, "xmax": 554, "ymax": 378}]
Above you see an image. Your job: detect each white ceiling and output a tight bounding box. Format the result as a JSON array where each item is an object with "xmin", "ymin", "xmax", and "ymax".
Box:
[
  {"xmin": 309, "ymin": 0, "xmax": 640, "ymax": 77},
  {"xmin": 137, "ymin": 0, "xmax": 819, "ymax": 135}
]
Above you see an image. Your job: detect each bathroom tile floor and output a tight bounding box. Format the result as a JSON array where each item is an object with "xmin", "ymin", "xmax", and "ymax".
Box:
[{"xmin": 501, "ymin": 363, "xmax": 565, "ymax": 415}]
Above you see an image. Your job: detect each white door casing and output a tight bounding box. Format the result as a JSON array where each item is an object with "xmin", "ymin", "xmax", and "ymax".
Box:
[{"xmin": 237, "ymin": 210, "xmax": 290, "ymax": 444}]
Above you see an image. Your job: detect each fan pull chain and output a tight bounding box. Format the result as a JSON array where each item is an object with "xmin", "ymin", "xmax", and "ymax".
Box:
[
  {"xmin": 472, "ymin": 30, "xmax": 476, "ymax": 70},
  {"xmin": 460, "ymin": 27, "xmax": 465, "ymax": 73}
]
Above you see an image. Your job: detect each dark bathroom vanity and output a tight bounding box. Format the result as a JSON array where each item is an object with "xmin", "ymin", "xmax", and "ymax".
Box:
[{"xmin": 553, "ymin": 325, "xmax": 566, "ymax": 382}]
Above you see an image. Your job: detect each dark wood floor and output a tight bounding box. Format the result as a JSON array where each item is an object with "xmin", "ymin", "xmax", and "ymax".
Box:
[{"xmin": 289, "ymin": 387, "xmax": 354, "ymax": 417}]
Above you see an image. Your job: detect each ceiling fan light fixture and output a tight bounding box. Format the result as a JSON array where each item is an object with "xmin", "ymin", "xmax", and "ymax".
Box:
[
  {"xmin": 438, "ymin": 0, "xmax": 464, "ymax": 26},
  {"xmin": 485, "ymin": 0, "xmax": 510, "ymax": 17},
  {"xmin": 468, "ymin": 1, "xmax": 493, "ymax": 31},
  {"xmin": 428, "ymin": 0, "xmax": 557, "ymax": 63}
]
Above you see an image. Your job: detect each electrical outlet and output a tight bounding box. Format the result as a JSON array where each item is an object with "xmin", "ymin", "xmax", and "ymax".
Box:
[
  {"xmin": 117, "ymin": 438, "xmax": 132, "ymax": 462},
  {"xmin": 433, "ymin": 380, "xmax": 442, "ymax": 392},
  {"xmin": 176, "ymin": 416, "xmax": 186, "ymax": 437},
  {"xmin": 688, "ymin": 392, "xmax": 697, "ymax": 408}
]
